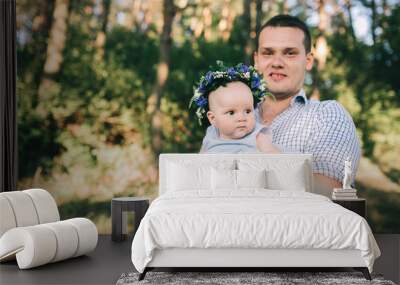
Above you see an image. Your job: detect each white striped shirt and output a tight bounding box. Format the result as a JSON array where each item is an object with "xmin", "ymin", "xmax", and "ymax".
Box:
[{"xmin": 255, "ymin": 89, "xmax": 361, "ymax": 185}]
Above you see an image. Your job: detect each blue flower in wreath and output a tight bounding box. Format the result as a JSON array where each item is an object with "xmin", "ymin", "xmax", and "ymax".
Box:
[
  {"xmin": 251, "ymin": 75, "xmax": 261, "ymax": 90},
  {"xmin": 198, "ymin": 82, "xmax": 207, "ymax": 93},
  {"xmin": 194, "ymin": 96, "xmax": 208, "ymax": 107},
  {"xmin": 227, "ymin": 67, "xmax": 237, "ymax": 79},
  {"xmin": 205, "ymin": 71, "xmax": 214, "ymax": 84},
  {"xmin": 236, "ymin": 64, "xmax": 249, "ymax": 73}
]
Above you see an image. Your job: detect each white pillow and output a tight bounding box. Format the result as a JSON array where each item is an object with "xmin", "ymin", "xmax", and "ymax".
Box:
[
  {"xmin": 211, "ymin": 169, "xmax": 268, "ymax": 190},
  {"xmin": 266, "ymin": 168, "xmax": 306, "ymax": 191},
  {"xmin": 236, "ymin": 169, "xmax": 267, "ymax": 189},
  {"xmin": 167, "ymin": 162, "xmax": 211, "ymax": 191},
  {"xmin": 211, "ymin": 168, "xmax": 236, "ymax": 190},
  {"xmin": 237, "ymin": 158, "xmax": 308, "ymax": 191}
]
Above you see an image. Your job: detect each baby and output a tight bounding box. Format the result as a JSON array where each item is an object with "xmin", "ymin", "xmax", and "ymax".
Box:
[{"xmin": 189, "ymin": 62, "xmax": 279, "ymax": 153}]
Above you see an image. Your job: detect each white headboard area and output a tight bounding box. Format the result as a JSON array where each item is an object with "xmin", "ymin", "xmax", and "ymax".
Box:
[{"xmin": 159, "ymin": 153, "xmax": 314, "ymax": 195}]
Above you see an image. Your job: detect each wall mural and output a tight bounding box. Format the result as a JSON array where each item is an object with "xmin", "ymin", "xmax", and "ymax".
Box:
[{"xmin": 16, "ymin": 0, "xmax": 400, "ymax": 233}]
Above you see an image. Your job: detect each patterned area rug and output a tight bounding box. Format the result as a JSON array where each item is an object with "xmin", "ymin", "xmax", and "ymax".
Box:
[{"xmin": 116, "ymin": 271, "xmax": 396, "ymax": 285}]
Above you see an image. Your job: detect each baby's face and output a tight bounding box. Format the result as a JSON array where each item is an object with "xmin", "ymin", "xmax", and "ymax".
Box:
[{"xmin": 207, "ymin": 82, "xmax": 256, "ymax": 139}]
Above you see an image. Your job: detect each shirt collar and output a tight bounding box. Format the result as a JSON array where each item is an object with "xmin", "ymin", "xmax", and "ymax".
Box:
[
  {"xmin": 289, "ymin": 89, "xmax": 307, "ymax": 107},
  {"xmin": 255, "ymin": 89, "xmax": 307, "ymax": 124}
]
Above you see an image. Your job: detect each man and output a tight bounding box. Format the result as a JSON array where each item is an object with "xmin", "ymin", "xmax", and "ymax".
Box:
[{"xmin": 253, "ymin": 14, "xmax": 361, "ymax": 197}]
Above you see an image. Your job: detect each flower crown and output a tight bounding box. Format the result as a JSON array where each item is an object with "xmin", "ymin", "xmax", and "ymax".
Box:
[{"xmin": 189, "ymin": 61, "xmax": 271, "ymax": 125}]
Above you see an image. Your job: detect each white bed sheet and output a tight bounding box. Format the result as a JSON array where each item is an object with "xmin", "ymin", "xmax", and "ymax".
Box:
[{"xmin": 131, "ymin": 190, "xmax": 380, "ymax": 273}]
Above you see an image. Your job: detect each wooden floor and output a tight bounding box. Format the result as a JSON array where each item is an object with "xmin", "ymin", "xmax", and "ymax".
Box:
[{"xmin": 0, "ymin": 234, "xmax": 399, "ymax": 285}]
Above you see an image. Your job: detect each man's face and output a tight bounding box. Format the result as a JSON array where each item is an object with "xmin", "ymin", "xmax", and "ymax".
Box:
[
  {"xmin": 254, "ymin": 27, "xmax": 314, "ymax": 99},
  {"xmin": 207, "ymin": 82, "xmax": 256, "ymax": 140}
]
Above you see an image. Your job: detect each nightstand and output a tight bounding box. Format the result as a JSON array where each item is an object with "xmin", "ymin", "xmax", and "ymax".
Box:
[
  {"xmin": 332, "ymin": 198, "xmax": 366, "ymax": 218},
  {"xmin": 111, "ymin": 197, "xmax": 149, "ymax": 242}
]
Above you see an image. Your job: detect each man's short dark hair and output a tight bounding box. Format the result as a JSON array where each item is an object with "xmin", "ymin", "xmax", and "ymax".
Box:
[{"xmin": 255, "ymin": 14, "xmax": 312, "ymax": 54}]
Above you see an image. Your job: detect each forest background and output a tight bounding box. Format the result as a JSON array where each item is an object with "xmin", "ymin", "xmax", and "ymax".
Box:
[{"xmin": 16, "ymin": 0, "xmax": 400, "ymax": 233}]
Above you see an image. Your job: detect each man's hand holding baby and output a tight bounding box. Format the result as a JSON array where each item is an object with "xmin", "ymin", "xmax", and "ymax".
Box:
[{"xmin": 256, "ymin": 131, "xmax": 280, "ymax": 154}]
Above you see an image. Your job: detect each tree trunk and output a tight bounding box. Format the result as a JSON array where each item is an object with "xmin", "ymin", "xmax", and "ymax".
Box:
[
  {"xmin": 369, "ymin": 0, "xmax": 378, "ymax": 66},
  {"xmin": 31, "ymin": 0, "xmax": 54, "ymax": 33},
  {"xmin": 255, "ymin": 0, "xmax": 263, "ymax": 37},
  {"xmin": 148, "ymin": 0, "xmax": 176, "ymax": 159},
  {"xmin": 28, "ymin": 0, "xmax": 55, "ymax": 107},
  {"xmin": 94, "ymin": 0, "xmax": 111, "ymax": 61},
  {"xmin": 203, "ymin": 5, "xmax": 212, "ymax": 40},
  {"xmin": 242, "ymin": 0, "xmax": 252, "ymax": 65},
  {"xmin": 370, "ymin": 0, "xmax": 377, "ymax": 47},
  {"xmin": 278, "ymin": 0, "xmax": 288, "ymax": 14},
  {"xmin": 37, "ymin": 0, "xmax": 70, "ymax": 117},
  {"xmin": 311, "ymin": 0, "xmax": 329, "ymax": 100},
  {"xmin": 218, "ymin": 0, "xmax": 232, "ymax": 41},
  {"xmin": 296, "ymin": 0, "xmax": 309, "ymax": 20},
  {"xmin": 128, "ymin": 0, "xmax": 143, "ymax": 31},
  {"xmin": 344, "ymin": 0, "xmax": 356, "ymax": 42},
  {"xmin": 257, "ymin": 0, "xmax": 280, "ymax": 37},
  {"xmin": 107, "ymin": 0, "xmax": 117, "ymax": 29}
]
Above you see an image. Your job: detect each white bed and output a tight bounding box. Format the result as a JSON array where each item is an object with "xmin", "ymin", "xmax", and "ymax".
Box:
[{"xmin": 131, "ymin": 154, "xmax": 380, "ymax": 280}]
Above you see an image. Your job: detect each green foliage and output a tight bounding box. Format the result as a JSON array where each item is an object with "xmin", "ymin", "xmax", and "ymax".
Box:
[
  {"xmin": 372, "ymin": 6, "xmax": 400, "ymax": 94},
  {"xmin": 105, "ymin": 26, "xmax": 159, "ymax": 85},
  {"xmin": 17, "ymin": 109, "xmax": 63, "ymax": 177},
  {"xmin": 326, "ymin": 3, "xmax": 400, "ymax": 167}
]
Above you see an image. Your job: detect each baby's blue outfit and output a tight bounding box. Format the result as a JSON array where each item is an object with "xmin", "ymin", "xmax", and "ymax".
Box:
[{"xmin": 201, "ymin": 122, "xmax": 267, "ymax": 153}]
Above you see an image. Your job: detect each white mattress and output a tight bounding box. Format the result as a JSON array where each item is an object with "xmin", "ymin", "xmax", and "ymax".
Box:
[{"xmin": 131, "ymin": 190, "xmax": 380, "ymax": 273}]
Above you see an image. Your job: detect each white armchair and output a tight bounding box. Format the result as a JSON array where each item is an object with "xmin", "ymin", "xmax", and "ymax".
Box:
[{"xmin": 0, "ymin": 189, "xmax": 98, "ymax": 269}]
